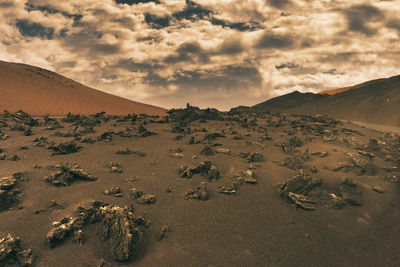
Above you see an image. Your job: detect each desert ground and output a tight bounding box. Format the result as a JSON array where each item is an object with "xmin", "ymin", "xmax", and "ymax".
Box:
[{"xmin": 1, "ymin": 106, "xmax": 400, "ymax": 266}]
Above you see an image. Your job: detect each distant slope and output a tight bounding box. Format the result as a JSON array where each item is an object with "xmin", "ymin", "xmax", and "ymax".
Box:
[
  {"xmin": 253, "ymin": 75, "xmax": 400, "ymax": 127},
  {"xmin": 0, "ymin": 60, "xmax": 166, "ymax": 116}
]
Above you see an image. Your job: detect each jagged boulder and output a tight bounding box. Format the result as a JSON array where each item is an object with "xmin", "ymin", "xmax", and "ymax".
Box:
[
  {"xmin": 44, "ymin": 164, "xmax": 97, "ymax": 186},
  {"xmin": 184, "ymin": 182, "xmax": 208, "ymax": 200},
  {"xmin": 48, "ymin": 141, "xmax": 81, "ymax": 155},
  {"xmin": 0, "ymin": 234, "xmax": 35, "ymax": 266},
  {"xmin": 46, "ymin": 202, "xmax": 146, "ymax": 262}
]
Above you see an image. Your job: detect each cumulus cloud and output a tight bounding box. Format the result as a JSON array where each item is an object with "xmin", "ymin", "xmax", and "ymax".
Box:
[{"xmin": 0, "ymin": 0, "xmax": 399, "ymax": 110}]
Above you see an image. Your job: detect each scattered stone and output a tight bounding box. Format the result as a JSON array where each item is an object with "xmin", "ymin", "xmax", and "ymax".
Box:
[
  {"xmin": 170, "ymin": 152, "xmax": 184, "ymax": 158},
  {"xmin": 288, "ymin": 192, "xmax": 316, "ymax": 210},
  {"xmin": 184, "ymin": 182, "xmax": 208, "ymax": 200},
  {"xmin": 9, "ymin": 155, "xmax": 20, "ymax": 161},
  {"xmin": 282, "ymin": 156, "xmax": 304, "ymax": 170},
  {"xmin": 165, "ymin": 186, "xmax": 174, "ymax": 193},
  {"xmin": 44, "ymin": 164, "xmax": 97, "ymax": 186},
  {"xmin": 247, "ymin": 152, "xmax": 264, "ymax": 163},
  {"xmin": 116, "ymin": 148, "xmax": 133, "ymax": 155},
  {"xmin": 373, "ymin": 186, "xmax": 385, "ymax": 194},
  {"xmin": 339, "ymin": 178, "xmax": 362, "ymax": 206},
  {"xmin": 280, "ymin": 174, "xmax": 322, "ymax": 198},
  {"xmin": 0, "ymin": 176, "xmax": 16, "ymax": 190},
  {"xmin": 110, "ymin": 162, "xmax": 123, "ymax": 173},
  {"xmin": 200, "ymin": 145, "xmax": 214, "ymax": 156},
  {"xmin": 129, "ymin": 188, "xmax": 156, "ymax": 204},
  {"xmin": 98, "ymin": 131, "xmax": 113, "ymax": 142},
  {"xmin": 138, "ymin": 194, "xmax": 157, "ymax": 204},
  {"xmin": 138, "ymin": 125, "xmax": 156, "ymax": 137},
  {"xmin": 105, "ymin": 187, "xmax": 122, "ymax": 197},
  {"xmin": 49, "ymin": 141, "xmax": 81, "ymax": 156},
  {"xmin": 130, "ymin": 188, "xmax": 145, "ymax": 199},
  {"xmin": 178, "ymin": 161, "xmax": 220, "ymax": 180},
  {"xmin": 157, "ymin": 225, "xmax": 169, "ymax": 241},
  {"xmin": 0, "ymin": 234, "xmax": 35, "ymax": 266},
  {"xmin": 215, "ymin": 148, "xmax": 231, "ymax": 155},
  {"xmin": 33, "ymin": 200, "xmax": 65, "ymax": 214},
  {"xmin": 334, "ymin": 152, "xmax": 376, "ymax": 176}
]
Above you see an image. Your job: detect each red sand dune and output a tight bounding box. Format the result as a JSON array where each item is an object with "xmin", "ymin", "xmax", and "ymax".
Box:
[
  {"xmin": 0, "ymin": 60, "xmax": 166, "ymax": 116},
  {"xmin": 318, "ymin": 82, "xmax": 366, "ymax": 95}
]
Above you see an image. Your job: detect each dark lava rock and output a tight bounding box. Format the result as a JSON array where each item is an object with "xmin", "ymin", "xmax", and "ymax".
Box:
[
  {"xmin": 217, "ymin": 169, "xmax": 257, "ymax": 194},
  {"xmin": 200, "ymin": 145, "xmax": 214, "ymax": 156},
  {"xmin": 46, "ymin": 202, "xmax": 145, "ymax": 262},
  {"xmin": 0, "ymin": 176, "xmax": 16, "ymax": 190},
  {"xmin": 102, "ymin": 205, "xmax": 143, "ymax": 261},
  {"xmin": 49, "ymin": 141, "xmax": 81, "ymax": 156},
  {"xmin": 339, "ymin": 178, "xmax": 362, "ymax": 206},
  {"xmin": 138, "ymin": 125, "xmax": 156, "ymax": 137},
  {"xmin": 157, "ymin": 225, "xmax": 169, "ymax": 241},
  {"xmin": 130, "ymin": 188, "xmax": 156, "ymax": 204},
  {"xmin": 136, "ymin": 194, "xmax": 157, "ymax": 204},
  {"xmin": 0, "ymin": 234, "xmax": 35, "ymax": 266},
  {"xmin": 247, "ymin": 152, "xmax": 264, "ymax": 163},
  {"xmin": 333, "ymin": 152, "xmax": 376, "ymax": 176},
  {"xmin": 130, "ymin": 188, "xmax": 145, "ymax": 200},
  {"xmin": 105, "ymin": 187, "xmax": 122, "ymax": 197},
  {"xmin": 9, "ymin": 110, "xmax": 38, "ymax": 127},
  {"xmin": 287, "ymin": 192, "xmax": 316, "ymax": 210},
  {"xmin": 203, "ymin": 132, "xmax": 225, "ymax": 142},
  {"xmin": 98, "ymin": 131, "xmax": 114, "ymax": 142},
  {"xmin": 44, "ymin": 164, "xmax": 97, "ymax": 186},
  {"xmin": 184, "ymin": 182, "xmax": 208, "ymax": 200},
  {"xmin": 110, "ymin": 162, "xmax": 123, "ymax": 173},
  {"xmin": 178, "ymin": 161, "xmax": 219, "ymax": 180},
  {"xmin": 280, "ymin": 174, "xmax": 322, "ymax": 198},
  {"xmin": 282, "ymin": 156, "xmax": 304, "ymax": 170}
]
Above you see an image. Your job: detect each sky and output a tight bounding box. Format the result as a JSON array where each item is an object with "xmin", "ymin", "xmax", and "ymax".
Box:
[{"xmin": 0, "ymin": 0, "xmax": 399, "ymax": 110}]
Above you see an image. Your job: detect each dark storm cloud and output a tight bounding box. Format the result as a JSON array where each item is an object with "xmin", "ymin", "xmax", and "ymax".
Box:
[
  {"xmin": 165, "ymin": 42, "xmax": 209, "ymax": 64},
  {"xmin": 340, "ymin": 4, "xmax": 384, "ymax": 36},
  {"xmin": 62, "ymin": 32, "xmax": 122, "ymax": 55},
  {"xmin": 170, "ymin": 65, "xmax": 262, "ymax": 89},
  {"xmin": 267, "ymin": 0, "xmax": 292, "ymax": 9},
  {"xmin": 173, "ymin": 0, "xmax": 212, "ymax": 21},
  {"xmin": 255, "ymin": 32, "xmax": 294, "ymax": 49},
  {"xmin": 116, "ymin": 59, "xmax": 163, "ymax": 72},
  {"xmin": 115, "ymin": 0, "xmax": 161, "ymax": 5},
  {"xmin": 0, "ymin": 1, "xmax": 13, "ymax": 8},
  {"xmin": 387, "ymin": 19, "xmax": 400, "ymax": 33},
  {"xmin": 25, "ymin": 2, "xmax": 83, "ymax": 25},
  {"xmin": 216, "ymin": 39, "xmax": 244, "ymax": 55},
  {"xmin": 210, "ymin": 18, "xmax": 263, "ymax": 32},
  {"xmin": 142, "ymin": 0, "xmax": 262, "ymax": 32},
  {"xmin": 144, "ymin": 13, "xmax": 170, "ymax": 29},
  {"xmin": 275, "ymin": 63, "xmax": 298, "ymax": 70},
  {"xmin": 16, "ymin": 19, "xmax": 54, "ymax": 39}
]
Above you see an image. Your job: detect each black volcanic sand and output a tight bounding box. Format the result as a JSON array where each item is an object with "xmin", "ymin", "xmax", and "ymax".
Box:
[{"xmin": 1, "ymin": 108, "xmax": 400, "ymax": 266}]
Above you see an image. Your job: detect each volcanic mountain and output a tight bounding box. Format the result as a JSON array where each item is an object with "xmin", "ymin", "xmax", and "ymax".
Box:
[
  {"xmin": 0, "ymin": 60, "xmax": 166, "ymax": 116},
  {"xmin": 253, "ymin": 75, "xmax": 400, "ymax": 127}
]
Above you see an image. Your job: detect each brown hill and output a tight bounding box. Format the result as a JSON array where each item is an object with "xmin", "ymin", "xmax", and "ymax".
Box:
[
  {"xmin": 0, "ymin": 60, "xmax": 166, "ymax": 116},
  {"xmin": 253, "ymin": 75, "xmax": 400, "ymax": 127}
]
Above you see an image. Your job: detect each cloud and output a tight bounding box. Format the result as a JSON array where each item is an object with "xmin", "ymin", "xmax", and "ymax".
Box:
[
  {"xmin": 0, "ymin": 0, "xmax": 399, "ymax": 110},
  {"xmin": 165, "ymin": 41, "xmax": 210, "ymax": 64},
  {"xmin": 339, "ymin": 4, "xmax": 384, "ymax": 36},
  {"xmin": 16, "ymin": 19, "xmax": 55, "ymax": 39},
  {"xmin": 266, "ymin": 0, "xmax": 291, "ymax": 9},
  {"xmin": 115, "ymin": 0, "xmax": 161, "ymax": 5},
  {"xmin": 255, "ymin": 31, "xmax": 295, "ymax": 49}
]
